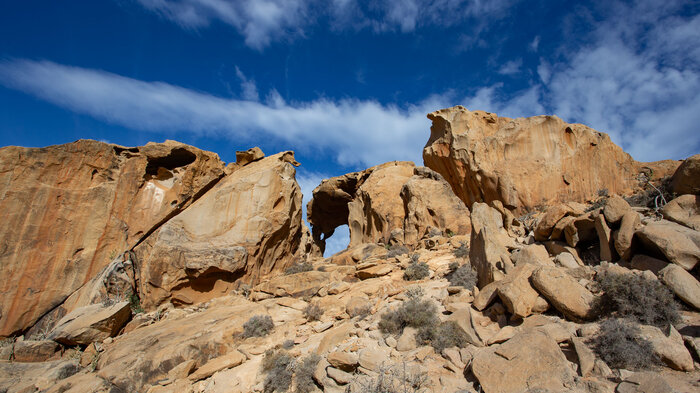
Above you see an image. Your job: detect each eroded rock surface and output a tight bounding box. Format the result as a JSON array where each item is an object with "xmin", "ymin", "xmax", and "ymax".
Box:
[
  {"xmin": 0, "ymin": 140, "xmax": 224, "ymax": 337},
  {"xmin": 423, "ymin": 106, "xmax": 678, "ymax": 213},
  {"xmin": 134, "ymin": 152, "xmax": 304, "ymax": 310}
]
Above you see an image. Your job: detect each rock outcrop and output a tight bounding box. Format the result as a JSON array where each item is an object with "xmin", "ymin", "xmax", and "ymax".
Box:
[
  {"xmin": 0, "ymin": 140, "xmax": 224, "ymax": 337},
  {"xmin": 670, "ymin": 154, "xmax": 700, "ymax": 195},
  {"xmin": 307, "ymin": 162, "xmax": 470, "ymax": 253},
  {"xmin": 423, "ymin": 106, "xmax": 679, "ymax": 213},
  {"xmin": 134, "ymin": 151, "xmax": 305, "ymax": 310}
]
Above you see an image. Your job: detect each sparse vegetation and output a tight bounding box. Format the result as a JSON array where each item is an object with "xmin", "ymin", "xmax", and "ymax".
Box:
[
  {"xmin": 597, "ymin": 188, "xmax": 609, "ymax": 197},
  {"xmin": 294, "ymin": 354, "xmax": 321, "ymax": 393},
  {"xmin": 378, "ymin": 287, "xmax": 438, "ymax": 336},
  {"xmin": 416, "ymin": 320, "xmax": 469, "ymax": 352},
  {"xmin": 347, "ymin": 362, "xmax": 429, "ymax": 393},
  {"xmin": 260, "ymin": 349, "xmax": 320, "ymax": 393},
  {"xmin": 261, "ymin": 349, "xmax": 294, "ymax": 393},
  {"xmin": 403, "ymin": 260, "xmax": 430, "ymax": 281},
  {"xmin": 585, "ymin": 196, "xmax": 608, "ymax": 212},
  {"xmin": 282, "ymin": 339, "xmax": 295, "ymax": 349},
  {"xmin": 304, "ymin": 302, "xmax": 323, "ymax": 322},
  {"xmin": 452, "ymin": 242, "xmax": 469, "ymax": 259},
  {"xmin": 589, "ymin": 318, "xmax": 659, "ymax": 370},
  {"xmin": 348, "ymin": 303, "xmax": 372, "ymax": 319},
  {"xmin": 447, "ymin": 263, "xmax": 477, "ymax": 289},
  {"xmin": 128, "ymin": 292, "xmax": 144, "ymax": 314},
  {"xmin": 242, "ymin": 315, "xmax": 274, "ymax": 338},
  {"xmin": 594, "ymin": 272, "xmax": 680, "ymax": 328},
  {"xmin": 285, "ymin": 262, "xmax": 313, "ymax": 275},
  {"xmin": 387, "ymin": 244, "xmax": 410, "ymax": 258}
]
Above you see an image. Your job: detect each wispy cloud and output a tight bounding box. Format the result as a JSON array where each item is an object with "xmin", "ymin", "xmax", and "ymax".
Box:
[
  {"xmin": 0, "ymin": 59, "xmax": 445, "ymax": 168},
  {"xmin": 133, "ymin": 0, "xmax": 520, "ymax": 49},
  {"xmin": 497, "ymin": 59, "xmax": 522, "ymax": 76}
]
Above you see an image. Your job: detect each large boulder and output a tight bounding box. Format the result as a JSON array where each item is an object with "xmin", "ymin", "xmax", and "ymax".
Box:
[
  {"xmin": 471, "ymin": 329, "xmax": 577, "ymax": 393},
  {"xmin": 531, "ymin": 267, "xmax": 596, "ymax": 321},
  {"xmin": 670, "ymin": 154, "xmax": 700, "ymax": 195},
  {"xmin": 134, "ymin": 152, "xmax": 305, "ymax": 310},
  {"xmin": 658, "ymin": 264, "xmax": 700, "ymax": 310},
  {"xmin": 661, "ymin": 194, "xmax": 700, "ymax": 230},
  {"xmin": 0, "ymin": 140, "xmax": 224, "ymax": 337},
  {"xmin": 307, "ymin": 162, "xmax": 470, "ymax": 253},
  {"xmin": 469, "ymin": 203, "xmax": 513, "ymax": 287},
  {"xmin": 47, "ymin": 301, "xmax": 131, "ymax": 346},
  {"xmin": 401, "ymin": 167, "xmax": 471, "ymax": 244},
  {"xmin": 422, "ymin": 106, "xmax": 678, "ymax": 214},
  {"xmin": 634, "ymin": 219, "xmax": 700, "ymax": 270}
]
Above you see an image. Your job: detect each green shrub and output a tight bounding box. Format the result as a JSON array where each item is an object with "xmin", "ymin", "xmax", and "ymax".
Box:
[
  {"xmin": 387, "ymin": 244, "xmax": 410, "ymax": 258},
  {"xmin": 295, "ymin": 354, "xmax": 321, "ymax": 393},
  {"xmin": 285, "ymin": 262, "xmax": 313, "ymax": 275},
  {"xmin": 243, "ymin": 315, "xmax": 274, "ymax": 338},
  {"xmin": 403, "ymin": 261, "xmax": 430, "ymax": 281},
  {"xmin": 447, "ymin": 264, "xmax": 477, "ymax": 289},
  {"xmin": 452, "ymin": 242, "xmax": 469, "ymax": 259},
  {"xmin": 261, "ymin": 349, "xmax": 294, "ymax": 393},
  {"xmin": 589, "ymin": 318, "xmax": 658, "ymax": 370},
  {"xmin": 417, "ymin": 321, "xmax": 469, "ymax": 352},
  {"xmin": 304, "ymin": 302, "xmax": 323, "ymax": 322},
  {"xmin": 128, "ymin": 292, "xmax": 144, "ymax": 314},
  {"xmin": 595, "ymin": 272, "xmax": 680, "ymax": 328},
  {"xmin": 378, "ymin": 290, "xmax": 438, "ymax": 336}
]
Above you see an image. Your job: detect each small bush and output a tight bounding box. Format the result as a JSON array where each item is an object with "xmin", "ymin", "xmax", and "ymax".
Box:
[
  {"xmin": 128, "ymin": 292, "xmax": 144, "ymax": 314},
  {"xmin": 585, "ymin": 197, "xmax": 608, "ymax": 212},
  {"xmin": 348, "ymin": 304, "xmax": 372, "ymax": 319},
  {"xmin": 285, "ymin": 262, "xmax": 313, "ymax": 275},
  {"xmin": 595, "ymin": 272, "xmax": 680, "ymax": 328},
  {"xmin": 403, "ymin": 261, "xmax": 430, "ymax": 281},
  {"xmin": 417, "ymin": 321, "xmax": 469, "ymax": 352},
  {"xmin": 304, "ymin": 302, "xmax": 323, "ymax": 322},
  {"xmin": 243, "ymin": 315, "xmax": 274, "ymax": 338},
  {"xmin": 282, "ymin": 339, "xmax": 295, "ymax": 349},
  {"xmin": 347, "ymin": 362, "xmax": 429, "ymax": 393},
  {"xmin": 447, "ymin": 264, "xmax": 477, "ymax": 289},
  {"xmin": 597, "ymin": 188, "xmax": 609, "ymax": 197},
  {"xmin": 261, "ymin": 349, "xmax": 294, "ymax": 393},
  {"xmin": 387, "ymin": 244, "xmax": 410, "ymax": 258},
  {"xmin": 295, "ymin": 354, "xmax": 321, "ymax": 393},
  {"xmin": 589, "ymin": 318, "xmax": 658, "ymax": 370},
  {"xmin": 452, "ymin": 242, "xmax": 469, "ymax": 259},
  {"xmin": 378, "ymin": 290, "xmax": 438, "ymax": 336}
]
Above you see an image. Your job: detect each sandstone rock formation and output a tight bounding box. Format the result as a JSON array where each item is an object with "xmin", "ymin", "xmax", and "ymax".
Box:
[
  {"xmin": 0, "ymin": 140, "xmax": 224, "ymax": 337},
  {"xmin": 670, "ymin": 154, "xmax": 700, "ymax": 195},
  {"xmin": 423, "ymin": 106, "xmax": 679, "ymax": 213},
  {"xmin": 134, "ymin": 151, "xmax": 305, "ymax": 310},
  {"xmin": 307, "ymin": 162, "xmax": 470, "ymax": 253}
]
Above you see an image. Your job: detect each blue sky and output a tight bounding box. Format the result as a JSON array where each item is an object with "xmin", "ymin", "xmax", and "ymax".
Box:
[{"xmin": 1, "ymin": 0, "xmax": 699, "ymax": 254}]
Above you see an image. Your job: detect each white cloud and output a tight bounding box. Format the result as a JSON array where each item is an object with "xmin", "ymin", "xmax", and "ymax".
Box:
[
  {"xmin": 135, "ymin": 0, "xmax": 307, "ymax": 50},
  {"xmin": 134, "ymin": 0, "xmax": 520, "ymax": 49},
  {"xmin": 529, "ymin": 35, "xmax": 540, "ymax": 52},
  {"xmin": 234, "ymin": 66, "xmax": 259, "ymax": 101},
  {"xmin": 497, "ymin": 59, "xmax": 522, "ymax": 75},
  {"xmin": 0, "ymin": 59, "xmax": 442, "ymax": 168}
]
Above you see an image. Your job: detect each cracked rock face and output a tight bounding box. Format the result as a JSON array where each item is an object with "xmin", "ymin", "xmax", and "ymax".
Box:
[
  {"xmin": 0, "ymin": 140, "xmax": 224, "ymax": 337},
  {"xmin": 134, "ymin": 151, "xmax": 305, "ymax": 310},
  {"xmin": 422, "ymin": 106, "xmax": 679, "ymax": 214}
]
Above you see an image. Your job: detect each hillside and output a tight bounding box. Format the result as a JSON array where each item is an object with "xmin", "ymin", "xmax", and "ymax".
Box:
[{"xmin": 1, "ymin": 106, "xmax": 699, "ymax": 393}]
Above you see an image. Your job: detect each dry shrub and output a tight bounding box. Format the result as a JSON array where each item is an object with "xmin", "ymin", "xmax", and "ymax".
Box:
[
  {"xmin": 417, "ymin": 321, "xmax": 469, "ymax": 352},
  {"xmin": 261, "ymin": 349, "xmax": 294, "ymax": 393},
  {"xmin": 387, "ymin": 244, "xmax": 410, "ymax": 258},
  {"xmin": 304, "ymin": 302, "xmax": 323, "ymax": 322},
  {"xmin": 452, "ymin": 242, "xmax": 469, "ymax": 259},
  {"xmin": 595, "ymin": 272, "xmax": 680, "ymax": 328},
  {"xmin": 285, "ymin": 262, "xmax": 313, "ymax": 275},
  {"xmin": 378, "ymin": 289, "xmax": 438, "ymax": 336},
  {"xmin": 589, "ymin": 318, "xmax": 659, "ymax": 370},
  {"xmin": 447, "ymin": 263, "xmax": 477, "ymax": 289},
  {"xmin": 347, "ymin": 362, "xmax": 429, "ymax": 393},
  {"xmin": 242, "ymin": 315, "xmax": 274, "ymax": 338},
  {"xmin": 294, "ymin": 354, "xmax": 321, "ymax": 393},
  {"xmin": 403, "ymin": 261, "xmax": 430, "ymax": 281}
]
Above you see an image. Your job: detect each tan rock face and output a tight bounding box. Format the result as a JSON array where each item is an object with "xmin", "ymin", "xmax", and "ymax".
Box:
[
  {"xmin": 658, "ymin": 264, "xmax": 700, "ymax": 310},
  {"xmin": 307, "ymin": 162, "xmax": 470, "ymax": 253},
  {"xmin": 471, "ymin": 329, "xmax": 576, "ymax": 393},
  {"xmin": 423, "ymin": 106, "xmax": 677, "ymax": 214},
  {"xmin": 47, "ymin": 301, "xmax": 131, "ymax": 346},
  {"xmin": 134, "ymin": 152, "xmax": 304, "ymax": 310},
  {"xmin": 671, "ymin": 154, "xmax": 700, "ymax": 195},
  {"xmin": 469, "ymin": 203, "xmax": 512, "ymax": 287},
  {"xmin": 662, "ymin": 194, "xmax": 700, "ymax": 230},
  {"xmin": 634, "ymin": 219, "xmax": 700, "ymax": 270},
  {"xmin": 531, "ymin": 267, "xmax": 595, "ymax": 321},
  {"xmin": 0, "ymin": 140, "xmax": 224, "ymax": 337}
]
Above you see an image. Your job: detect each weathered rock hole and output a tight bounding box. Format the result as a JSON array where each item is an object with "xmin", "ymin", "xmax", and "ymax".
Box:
[{"xmin": 145, "ymin": 148, "xmax": 197, "ymax": 176}]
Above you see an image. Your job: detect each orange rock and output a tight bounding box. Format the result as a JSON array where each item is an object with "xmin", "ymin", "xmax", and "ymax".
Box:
[
  {"xmin": 0, "ymin": 140, "xmax": 224, "ymax": 337},
  {"xmin": 423, "ymin": 106, "xmax": 678, "ymax": 214}
]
